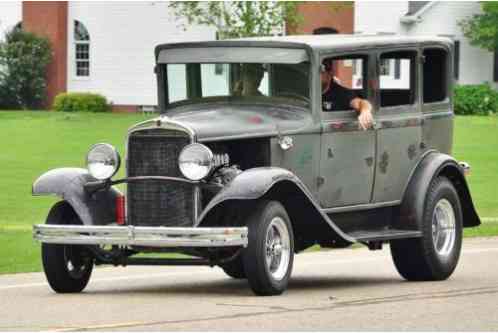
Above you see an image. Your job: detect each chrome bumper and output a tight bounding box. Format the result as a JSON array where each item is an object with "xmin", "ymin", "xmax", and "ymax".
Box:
[{"xmin": 33, "ymin": 224, "xmax": 248, "ymax": 248}]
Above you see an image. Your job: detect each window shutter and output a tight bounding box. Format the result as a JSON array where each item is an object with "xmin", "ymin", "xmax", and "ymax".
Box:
[{"xmin": 454, "ymin": 41, "xmax": 460, "ymax": 80}]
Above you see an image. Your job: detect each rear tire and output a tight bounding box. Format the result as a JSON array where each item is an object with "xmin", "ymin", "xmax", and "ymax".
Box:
[
  {"xmin": 242, "ymin": 200, "xmax": 294, "ymax": 296},
  {"xmin": 390, "ymin": 176, "xmax": 462, "ymax": 281},
  {"xmin": 41, "ymin": 202, "xmax": 94, "ymax": 293}
]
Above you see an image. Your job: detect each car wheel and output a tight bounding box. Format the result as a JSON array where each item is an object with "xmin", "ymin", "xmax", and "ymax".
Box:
[
  {"xmin": 41, "ymin": 202, "xmax": 94, "ymax": 293},
  {"xmin": 390, "ymin": 176, "xmax": 463, "ymax": 281},
  {"xmin": 220, "ymin": 255, "xmax": 246, "ymax": 279},
  {"xmin": 243, "ymin": 200, "xmax": 294, "ymax": 296}
]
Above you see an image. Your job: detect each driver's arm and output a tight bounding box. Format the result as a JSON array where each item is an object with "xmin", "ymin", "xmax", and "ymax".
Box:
[{"xmin": 350, "ymin": 97, "xmax": 373, "ymax": 130}]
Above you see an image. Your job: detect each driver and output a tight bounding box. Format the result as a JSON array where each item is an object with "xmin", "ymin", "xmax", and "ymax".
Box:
[
  {"xmin": 321, "ymin": 60, "xmax": 374, "ymax": 130},
  {"xmin": 232, "ymin": 64, "xmax": 265, "ymax": 97}
]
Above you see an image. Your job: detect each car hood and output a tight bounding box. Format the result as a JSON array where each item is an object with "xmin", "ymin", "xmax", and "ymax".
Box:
[{"xmin": 132, "ymin": 104, "xmax": 314, "ymax": 142}]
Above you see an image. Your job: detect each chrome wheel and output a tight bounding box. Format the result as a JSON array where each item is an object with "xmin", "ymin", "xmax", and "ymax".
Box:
[
  {"xmin": 432, "ymin": 198, "xmax": 456, "ymax": 257},
  {"xmin": 265, "ymin": 217, "xmax": 291, "ymax": 281}
]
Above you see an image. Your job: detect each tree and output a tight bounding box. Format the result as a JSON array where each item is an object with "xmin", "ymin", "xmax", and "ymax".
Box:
[
  {"xmin": 168, "ymin": 1, "xmax": 303, "ymax": 39},
  {"xmin": 0, "ymin": 27, "xmax": 52, "ymax": 109},
  {"xmin": 460, "ymin": 2, "xmax": 498, "ymax": 52}
]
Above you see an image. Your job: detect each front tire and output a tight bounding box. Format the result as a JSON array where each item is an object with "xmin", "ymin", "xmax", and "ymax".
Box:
[
  {"xmin": 243, "ymin": 200, "xmax": 294, "ymax": 296},
  {"xmin": 390, "ymin": 176, "xmax": 463, "ymax": 281},
  {"xmin": 41, "ymin": 202, "xmax": 94, "ymax": 293}
]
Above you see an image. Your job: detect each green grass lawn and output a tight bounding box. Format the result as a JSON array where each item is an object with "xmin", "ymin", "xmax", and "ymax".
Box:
[{"xmin": 0, "ymin": 111, "xmax": 497, "ymax": 274}]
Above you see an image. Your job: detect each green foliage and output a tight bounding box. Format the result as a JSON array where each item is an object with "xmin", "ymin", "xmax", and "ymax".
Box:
[
  {"xmin": 460, "ymin": 2, "xmax": 498, "ymax": 52},
  {"xmin": 169, "ymin": 1, "xmax": 302, "ymax": 39},
  {"xmin": 454, "ymin": 84, "xmax": 498, "ymax": 115},
  {"xmin": 0, "ymin": 27, "xmax": 52, "ymax": 109},
  {"xmin": 53, "ymin": 92, "xmax": 110, "ymax": 113},
  {"xmin": 0, "ymin": 111, "xmax": 497, "ymax": 274}
]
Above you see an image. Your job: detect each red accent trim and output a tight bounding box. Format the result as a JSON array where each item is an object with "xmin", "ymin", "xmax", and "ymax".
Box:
[{"xmin": 116, "ymin": 195, "xmax": 126, "ymax": 225}]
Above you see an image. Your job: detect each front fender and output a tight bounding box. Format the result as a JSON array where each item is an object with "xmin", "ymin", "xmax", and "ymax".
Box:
[
  {"xmin": 198, "ymin": 167, "xmax": 355, "ymax": 244},
  {"xmin": 399, "ymin": 153, "xmax": 481, "ymax": 230},
  {"xmin": 32, "ymin": 168, "xmax": 121, "ymax": 225}
]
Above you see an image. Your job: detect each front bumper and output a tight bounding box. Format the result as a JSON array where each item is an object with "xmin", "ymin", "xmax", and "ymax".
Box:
[{"xmin": 33, "ymin": 224, "xmax": 248, "ymax": 248}]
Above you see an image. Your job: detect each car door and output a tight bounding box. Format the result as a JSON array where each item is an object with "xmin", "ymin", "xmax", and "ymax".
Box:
[
  {"xmin": 373, "ymin": 48, "xmax": 423, "ymax": 203},
  {"xmin": 318, "ymin": 54, "xmax": 376, "ymax": 208}
]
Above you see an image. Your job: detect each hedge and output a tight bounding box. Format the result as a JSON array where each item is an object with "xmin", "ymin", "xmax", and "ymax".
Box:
[
  {"xmin": 0, "ymin": 27, "xmax": 52, "ymax": 109},
  {"xmin": 454, "ymin": 84, "xmax": 498, "ymax": 116},
  {"xmin": 53, "ymin": 92, "xmax": 110, "ymax": 113}
]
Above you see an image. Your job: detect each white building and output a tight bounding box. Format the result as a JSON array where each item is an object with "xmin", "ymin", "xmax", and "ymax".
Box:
[
  {"xmin": 355, "ymin": 1, "xmax": 498, "ymax": 88},
  {"xmin": 0, "ymin": 1, "xmax": 496, "ymax": 110}
]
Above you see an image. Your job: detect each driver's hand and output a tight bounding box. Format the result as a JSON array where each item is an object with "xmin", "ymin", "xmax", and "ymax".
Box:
[{"xmin": 358, "ymin": 108, "xmax": 374, "ymax": 131}]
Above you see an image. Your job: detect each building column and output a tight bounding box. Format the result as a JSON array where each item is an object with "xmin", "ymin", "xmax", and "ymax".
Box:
[{"xmin": 23, "ymin": 1, "xmax": 68, "ymax": 109}]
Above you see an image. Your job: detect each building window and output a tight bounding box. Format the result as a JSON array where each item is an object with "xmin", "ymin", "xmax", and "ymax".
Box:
[
  {"xmin": 74, "ymin": 20, "xmax": 90, "ymax": 77},
  {"xmin": 380, "ymin": 59, "xmax": 391, "ymax": 76}
]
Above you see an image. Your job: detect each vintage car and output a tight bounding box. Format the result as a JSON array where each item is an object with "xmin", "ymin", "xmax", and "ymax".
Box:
[{"xmin": 33, "ymin": 35, "xmax": 480, "ymax": 296}]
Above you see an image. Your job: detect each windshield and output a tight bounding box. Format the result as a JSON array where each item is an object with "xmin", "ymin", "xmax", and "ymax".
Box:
[{"xmin": 164, "ymin": 62, "xmax": 310, "ymax": 108}]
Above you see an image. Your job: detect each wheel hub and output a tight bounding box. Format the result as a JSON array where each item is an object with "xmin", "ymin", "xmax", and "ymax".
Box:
[
  {"xmin": 265, "ymin": 217, "xmax": 290, "ymax": 281},
  {"xmin": 432, "ymin": 198, "xmax": 456, "ymax": 257}
]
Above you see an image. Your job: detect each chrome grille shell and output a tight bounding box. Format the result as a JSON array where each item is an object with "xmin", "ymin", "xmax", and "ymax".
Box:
[{"xmin": 125, "ymin": 118, "xmax": 198, "ymax": 227}]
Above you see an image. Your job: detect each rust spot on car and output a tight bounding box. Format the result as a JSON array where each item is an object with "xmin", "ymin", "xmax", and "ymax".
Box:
[
  {"xmin": 248, "ymin": 116, "xmax": 263, "ymax": 124},
  {"xmin": 329, "ymin": 122, "xmax": 344, "ymax": 130},
  {"xmin": 379, "ymin": 151, "xmax": 389, "ymax": 174},
  {"xmin": 365, "ymin": 157, "xmax": 373, "ymax": 167},
  {"xmin": 407, "ymin": 144, "xmax": 417, "ymax": 160},
  {"xmin": 327, "ymin": 148, "xmax": 334, "ymax": 159},
  {"xmin": 298, "ymin": 149, "xmax": 313, "ymax": 167}
]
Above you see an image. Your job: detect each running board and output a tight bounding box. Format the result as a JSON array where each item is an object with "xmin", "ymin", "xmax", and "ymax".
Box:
[{"xmin": 348, "ymin": 229, "xmax": 422, "ymax": 242}]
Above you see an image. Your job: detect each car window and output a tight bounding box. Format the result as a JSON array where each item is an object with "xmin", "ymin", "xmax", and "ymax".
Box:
[
  {"xmin": 167, "ymin": 64, "xmax": 187, "ymax": 103},
  {"xmin": 164, "ymin": 62, "xmax": 310, "ymax": 108},
  {"xmin": 321, "ymin": 55, "xmax": 368, "ymax": 112},
  {"xmin": 379, "ymin": 51, "xmax": 417, "ymax": 108},
  {"xmin": 423, "ymin": 48, "xmax": 448, "ymax": 104}
]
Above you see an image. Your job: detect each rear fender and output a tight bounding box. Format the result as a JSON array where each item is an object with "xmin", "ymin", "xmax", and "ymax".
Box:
[
  {"xmin": 399, "ymin": 153, "xmax": 481, "ymax": 230},
  {"xmin": 197, "ymin": 167, "xmax": 355, "ymax": 247},
  {"xmin": 32, "ymin": 168, "xmax": 121, "ymax": 225}
]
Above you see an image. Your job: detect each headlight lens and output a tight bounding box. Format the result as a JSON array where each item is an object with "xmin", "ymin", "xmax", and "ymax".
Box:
[
  {"xmin": 86, "ymin": 143, "xmax": 121, "ymax": 180},
  {"xmin": 178, "ymin": 143, "xmax": 214, "ymax": 181}
]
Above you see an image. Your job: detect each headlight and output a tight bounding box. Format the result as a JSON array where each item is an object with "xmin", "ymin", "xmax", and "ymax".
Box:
[
  {"xmin": 178, "ymin": 143, "xmax": 214, "ymax": 181},
  {"xmin": 86, "ymin": 143, "xmax": 121, "ymax": 180}
]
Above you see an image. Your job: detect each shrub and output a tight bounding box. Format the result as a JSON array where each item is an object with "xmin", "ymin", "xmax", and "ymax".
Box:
[
  {"xmin": 454, "ymin": 83, "xmax": 498, "ymax": 115},
  {"xmin": 0, "ymin": 27, "xmax": 52, "ymax": 109},
  {"xmin": 53, "ymin": 92, "xmax": 110, "ymax": 113}
]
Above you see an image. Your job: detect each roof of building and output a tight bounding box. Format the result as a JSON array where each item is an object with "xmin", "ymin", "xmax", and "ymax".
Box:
[{"xmin": 405, "ymin": 1, "xmax": 431, "ymax": 16}]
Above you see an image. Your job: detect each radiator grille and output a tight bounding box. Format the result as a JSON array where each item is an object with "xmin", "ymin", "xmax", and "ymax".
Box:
[{"xmin": 127, "ymin": 129, "xmax": 194, "ymax": 227}]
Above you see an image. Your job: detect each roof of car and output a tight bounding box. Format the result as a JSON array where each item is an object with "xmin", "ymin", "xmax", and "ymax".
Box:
[
  {"xmin": 233, "ymin": 34, "xmax": 452, "ymax": 50},
  {"xmin": 155, "ymin": 34, "xmax": 453, "ymax": 57}
]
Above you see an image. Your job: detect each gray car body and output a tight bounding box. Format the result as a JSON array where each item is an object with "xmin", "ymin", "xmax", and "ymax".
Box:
[{"xmin": 33, "ymin": 35, "xmax": 480, "ymax": 245}]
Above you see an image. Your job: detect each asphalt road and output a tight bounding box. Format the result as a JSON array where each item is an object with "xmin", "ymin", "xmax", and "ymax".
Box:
[{"xmin": 1, "ymin": 237, "xmax": 498, "ymax": 331}]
